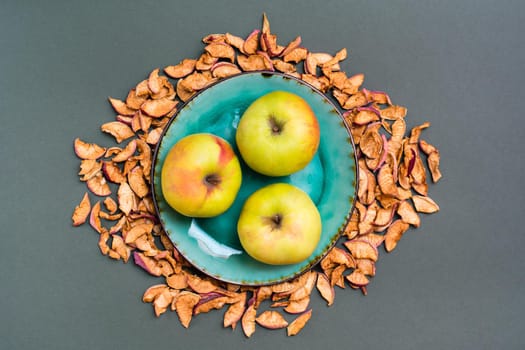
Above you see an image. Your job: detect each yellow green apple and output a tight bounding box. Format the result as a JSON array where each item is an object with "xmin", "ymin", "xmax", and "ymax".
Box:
[
  {"xmin": 237, "ymin": 183, "xmax": 322, "ymax": 265},
  {"xmin": 235, "ymin": 91, "xmax": 320, "ymax": 176},
  {"xmin": 161, "ymin": 133, "xmax": 242, "ymax": 217}
]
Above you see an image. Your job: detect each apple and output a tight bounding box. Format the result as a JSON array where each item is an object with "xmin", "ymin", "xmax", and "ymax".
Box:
[
  {"xmin": 237, "ymin": 183, "xmax": 322, "ymax": 265},
  {"xmin": 161, "ymin": 133, "xmax": 242, "ymax": 217},
  {"xmin": 235, "ymin": 91, "xmax": 320, "ymax": 177}
]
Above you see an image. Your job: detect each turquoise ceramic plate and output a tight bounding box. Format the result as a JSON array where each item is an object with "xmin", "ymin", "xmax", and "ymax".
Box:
[{"xmin": 152, "ymin": 71, "xmax": 357, "ymax": 286}]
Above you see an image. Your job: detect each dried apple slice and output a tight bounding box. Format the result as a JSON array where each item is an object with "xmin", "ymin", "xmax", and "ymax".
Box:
[
  {"xmin": 202, "ymin": 33, "xmax": 226, "ymax": 44},
  {"xmin": 142, "ymin": 284, "xmax": 169, "ymax": 303},
  {"xmin": 374, "ymin": 205, "xmax": 396, "ymax": 227},
  {"xmin": 320, "ymin": 246, "xmax": 355, "ymax": 271},
  {"xmin": 109, "ymin": 215, "xmax": 126, "ymax": 235},
  {"xmin": 365, "ymin": 89, "xmax": 392, "ymax": 104},
  {"xmin": 284, "ymin": 296, "xmax": 310, "ymax": 314},
  {"xmin": 117, "ymin": 182, "xmax": 136, "ymax": 216},
  {"xmin": 175, "ymin": 78, "xmax": 194, "ymax": 103},
  {"xmin": 108, "ymin": 97, "xmax": 136, "ymax": 116},
  {"xmin": 125, "ymin": 88, "xmax": 147, "ymax": 110},
  {"xmin": 89, "ymin": 201, "xmax": 103, "ymax": 233},
  {"xmin": 354, "ymin": 109, "xmax": 380, "ymax": 125},
  {"xmin": 164, "ymin": 59, "xmax": 196, "ymax": 79},
  {"xmin": 72, "ymin": 192, "xmax": 91, "ymax": 226},
  {"xmin": 381, "ymin": 105, "xmax": 407, "ymax": 120},
  {"xmin": 344, "ymin": 239, "xmax": 379, "ymax": 262},
  {"xmin": 204, "ymin": 42, "xmax": 236, "ymax": 62},
  {"xmin": 78, "ymin": 159, "xmax": 102, "ymax": 181},
  {"xmin": 111, "ymin": 139, "xmax": 137, "ymax": 163},
  {"xmin": 153, "ymin": 288, "xmax": 176, "ymax": 317},
  {"xmin": 419, "ymin": 139, "xmax": 442, "ymax": 182},
  {"xmin": 74, "ymin": 138, "xmax": 106, "ymax": 160},
  {"xmin": 150, "ymin": 76, "xmax": 174, "ymax": 100},
  {"xmin": 133, "ymin": 80, "xmax": 149, "ymax": 97},
  {"xmin": 225, "ymin": 32, "xmax": 245, "ymax": 51},
  {"xmin": 378, "ymin": 163, "xmax": 399, "ymax": 197},
  {"xmin": 384, "ymin": 219, "xmax": 410, "ymax": 252},
  {"xmin": 175, "ymin": 291, "xmax": 201, "ymax": 328},
  {"xmin": 86, "ymin": 172, "xmax": 111, "ymax": 196},
  {"xmin": 255, "ymin": 310, "xmax": 288, "ymax": 329},
  {"xmin": 329, "ymin": 71, "xmax": 349, "ymax": 90},
  {"xmin": 286, "ymin": 309, "xmax": 312, "ymax": 336},
  {"xmin": 412, "ymin": 195, "xmax": 440, "ymax": 213},
  {"xmin": 241, "ymin": 303, "xmax": 257, "ymax": 338},
  {"xmin": 360, "ymin": 125, "xmax": 383, "ymax": 158},
  {"xmin": 259, "ymin": 31, "xmax": 280, "ymax": 56},
  {"xmin": 355, "ymin": 259, "xmax": 376, "ymax": 276},
  {"xmin": 166, "ymin": 272, "xmax": 188, "ymax": 290},
  {"xmin": 343, "ymin": 91, "xmax": 368, "ymax": 109},
  {"xmin": 128, "ymin": 166, "xmax": 149, "ymax": 198},
  {"xmin": 346, "ymin": 269, "xmax": 369, "ymax": 287},
  {"xmin": 186, "ymin": 274, "xmax": 218, "ymax": 294},
  {"xmin": 186, "ymin": 71, "xmax": 216, "ymax": 91},
  {"xmin": 251, "ymin": 286, "xmax": 272, "ymax": 308},
  {"xmin": 100, "ymin": 121, "xmax": 135, "ymax": 143},
  {"xmin": 133, "ymin": 235, "xmax": 157, "ymax": 256},
  {"xmin": 304, "ymin": 53, "xmax": 318, "ymax": 75},
  {"xmin": 316, "ymin": 272, "xmax": 335, "ymax": 306},
  {"xmin": 256, "ymin": 50, "xmax": 274, "ymax": 70},
  {"xmin": 141, "ymin": 97, "xmax": 177, "ymax": 118},
  {"xmin": 123, "ymin": 222, "xmax": 154, "ymax": 244},
  {"xmin": 282, "ymin": 47, "xmax": 308, "ymax": 63},
  {"xmin": 280, "ymin": 36, "xmax": 302, "ymax": 57},
  {"xmin": 357, "ymin": 162, "xmax": 369, "ymax": 203},
  {"xmin": 359, "ymin": 233, "xmax": 386, "ymax": 249},
  {"xmin": 103, "ymin": 196, "xmax": 117, "ymax": 214},
  {"xmin": 111, "ymin": 234, "xmax": 131, "ymax": 262},
  {"xmin": 288, "ymin": 271, "xmax": 317, "ymax": 301},
  {"xmin": 409, "ymin": 122, "xmax": 431, "ymax": 144},
  {"xmin": 300, "ymin": 74, "xmax": 328, "ymax": 92},
  {"xmin": 345, "ymin": 73, "xmax": 365, "ymax": 93},
  {"xmin": 223, "ymin": 293, "xmax": 247, "ymax": 329},
  {"xmin": 330, "ymin": 264, "xmax": 347, "ymax": 288},
  {"xmin": 147, "ymin": 68, "xmax": 162, "ymax": 95},
  {"xmin": 397, "ymin": 200, "xmax": 421, "ymax": 227},
  {"xmin": 98, "ymin": 206, "xmax": 122, "ymax": 220},
  {"xmin": 195, "ymin": 51, "xmax": 218, "ymax": 71},
  {"xmin": 272, "ymin": 59, "xmax": 296, "ymax": 73},
  {"xmin": 133, "ymin": 251, "xmax": 162, "ymax": 276},
  {"xmin": 145, "ymin": 127, "xmax": 164, "ymax": 145},
  {"xmin": 211, "ymin": 62, "xmax": 242, "ymax": 78},
  {"xmin": 237, "ymin": 54, "xmax": 267, "ymax": 71},
  {"xmin": 320, "ymin": 48, "xmax": 347, "ymax": 68},
  {"xmin": 98, "ymin": 229, "xmax": 110, "ymax": 255},
  {"xmin": 242, "ymin": 29, "xmax": 260, "ymax": 55},
  {"xmin": 102, "ymin": 161, "xmax": 126, "ymax": 183},
  {"xmin": 358, "ymin": 202, "xmax": 378, "ymax": 235},
  {"xmin": 194, "ymin": 293, "xmax": 230, "ymax": 315}
]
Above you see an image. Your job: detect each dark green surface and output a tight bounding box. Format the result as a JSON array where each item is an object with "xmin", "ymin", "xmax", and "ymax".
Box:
[{"xmin": 1, "ymin": 0, "xmax": 524, "ymax": 349}]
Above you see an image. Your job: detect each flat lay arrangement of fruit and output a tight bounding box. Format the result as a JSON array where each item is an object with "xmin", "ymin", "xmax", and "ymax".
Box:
[{"xmin": 72, "ymin": 14, "xmax": 442, "ymax": 337}]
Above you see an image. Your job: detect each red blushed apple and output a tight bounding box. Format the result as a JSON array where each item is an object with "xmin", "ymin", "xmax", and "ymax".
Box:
[
  {"xmin": 161, "ymin": 133, "xmax": 242, "ymax": 217},
  {"xmin": 237, "ymin": 183, "xmax": 322, "ymax": 265},
  {"xmin": 235, "ymin": 91, "xmax": 320, "ymax": 177}
]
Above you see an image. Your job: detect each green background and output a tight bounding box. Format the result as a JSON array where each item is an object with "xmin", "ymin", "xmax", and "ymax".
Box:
[{"xmin": 2, "ymin": 0, "xmax": 524, "ymax": 348}]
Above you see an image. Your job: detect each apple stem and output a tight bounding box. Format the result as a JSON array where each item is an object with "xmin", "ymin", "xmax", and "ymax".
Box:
[
  {"xmin": 271, "ymin": 214, "xmax": 282, "ymax": 228},
  {"xmin": 204, "ymin": 173, "xmax": 221, "ymax": 187},
  {"xmin": 268, "ymin": 115, "xmax": 283, "ymax": 135}
]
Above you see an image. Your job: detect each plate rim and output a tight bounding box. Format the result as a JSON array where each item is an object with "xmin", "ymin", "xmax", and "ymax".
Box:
[{"xmin": 150, "ymin": 70, "xmax": 359, "ymax": 286}]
